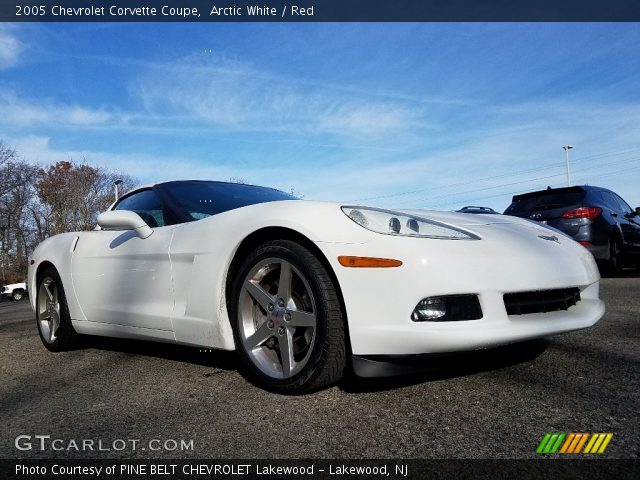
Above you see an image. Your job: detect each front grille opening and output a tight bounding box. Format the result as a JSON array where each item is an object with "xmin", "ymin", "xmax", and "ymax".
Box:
[{"xmin": 504, "ymin": 287, "xmax": 581, "ymax": 316}]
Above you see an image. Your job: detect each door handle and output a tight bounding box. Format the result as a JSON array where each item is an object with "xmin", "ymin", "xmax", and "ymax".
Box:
[{"xmin": 610, "ymin": 212, "xmax": 618, "ymax": 217}]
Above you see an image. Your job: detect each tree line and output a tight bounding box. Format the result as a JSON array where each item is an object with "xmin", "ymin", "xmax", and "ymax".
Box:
[{"xmin": 0, "ymin": 141, "xmax": 137, "ymax": 285}]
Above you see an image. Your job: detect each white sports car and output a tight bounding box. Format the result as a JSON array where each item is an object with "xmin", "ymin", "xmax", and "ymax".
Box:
[{"xmin": 28, "ymin": 180, "xmax": 605, "ymax": 393}]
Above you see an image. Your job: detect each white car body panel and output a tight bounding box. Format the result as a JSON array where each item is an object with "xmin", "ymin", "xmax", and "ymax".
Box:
[
  {"xmin": 70, "ymin": 226, "xmax": 176, "ymax": 331},
  {"xmin": 27, "ymin": 189, "xmax": 605, "ymax": 362},
  {"xmin": 167, "ymin": 201, "xmax": 372, "ymax": 349}
]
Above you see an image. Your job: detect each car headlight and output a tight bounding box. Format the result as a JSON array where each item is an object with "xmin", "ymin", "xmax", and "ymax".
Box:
[{"xmin": 341, "ymin": 206, "xmax": 480, "ymax": 240}]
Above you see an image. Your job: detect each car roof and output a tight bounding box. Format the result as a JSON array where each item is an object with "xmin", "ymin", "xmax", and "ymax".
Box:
[
  {"xmin": 511, "ymin": 185, "xmax": 613, "ymax": 201},
  {"xmin": 121, "ymin": 179, "xmax": 287, "ymax": 198},
  {"xmin": 458, "ymin": 206, "xmax": 497, "ymax": 212}
]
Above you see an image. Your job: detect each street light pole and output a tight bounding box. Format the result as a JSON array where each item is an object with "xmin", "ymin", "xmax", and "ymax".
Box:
[{"xmin": 562, "ymin": 145, "xmax": 573, "ymax": 186}]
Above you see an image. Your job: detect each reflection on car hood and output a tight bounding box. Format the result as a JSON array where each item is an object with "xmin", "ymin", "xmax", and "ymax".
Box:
[
  {"xmin": 398, "ymin": 209, "xmax": 514, "ymax": 226},
  {"xmin": 397, "ymin": 208, "xmax": 575, "ymax": 243}
]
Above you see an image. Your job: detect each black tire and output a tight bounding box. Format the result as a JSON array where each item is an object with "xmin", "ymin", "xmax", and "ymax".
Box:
[
  {"xmin": 35, "ymin": 267, "xmax": 79, "ymax": 351},
  {"xmin": 229, "ymin": 240, "xmax": 346, "ymax": 394},
  {"xmin": 601, "ymin": 237, "xmax": 622, "ymax": 278},
  {"xmin": 12, "ymin": 289, "xmax": 25, "ymax": 301}
]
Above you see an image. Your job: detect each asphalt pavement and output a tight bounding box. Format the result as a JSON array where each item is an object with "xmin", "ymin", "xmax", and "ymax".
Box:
[{"xmin": 1, "ymin": 272, "xmax": 638, "ymax": 459}]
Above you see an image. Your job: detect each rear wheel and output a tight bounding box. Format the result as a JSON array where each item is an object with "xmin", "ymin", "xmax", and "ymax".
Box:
[
  {"xmin": 601, "ymin": 237, "xmax": 622, "ymax": 277},
  {"xmin": 230, "ymin": 240, "xmax": 346, "ymax": 394},
  {"xmin": 36, "ymin": 267, "xmax": 78, "ymax": 351}
]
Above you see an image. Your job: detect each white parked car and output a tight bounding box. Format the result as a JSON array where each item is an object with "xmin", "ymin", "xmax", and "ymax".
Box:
[
  {"xmin": 2, "ymin": 280, "xmax": 27, "ymax": 301},
  {"xmin": 27, "ymin": 180, "xmax": 605, "ymax": 393}
]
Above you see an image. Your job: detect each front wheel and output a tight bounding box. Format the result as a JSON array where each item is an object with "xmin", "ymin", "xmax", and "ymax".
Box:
[
  {"xmin": 36, "ymin": 267, "xmax": 78, "ymax": 351},
  {"xmin": 12, "ymin": 290, "xmax": 24, "ymax": 301},
  {"xmin": 230, "ymin": 240, "xmax": 346, "ymax": 394}
]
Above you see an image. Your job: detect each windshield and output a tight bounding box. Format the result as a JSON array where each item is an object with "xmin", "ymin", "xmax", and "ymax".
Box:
[{"xmin": 158, "ymin": 181, "xmax": 297, "ymax": 222}]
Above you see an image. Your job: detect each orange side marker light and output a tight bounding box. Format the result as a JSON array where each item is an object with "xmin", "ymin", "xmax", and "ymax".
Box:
[{"xmin": 338, "ymin": 256, "xmax": 402, "ymax": 268}]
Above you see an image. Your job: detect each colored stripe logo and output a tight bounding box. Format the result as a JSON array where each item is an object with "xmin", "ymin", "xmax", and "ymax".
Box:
[{"xmin": 536, "ymin": 432, "xmax": 613, "ymax": 454}]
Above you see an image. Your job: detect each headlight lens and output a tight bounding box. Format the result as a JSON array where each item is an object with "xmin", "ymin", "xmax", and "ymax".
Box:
[{"xmin": 341, "ymin": 206, "xmax": 479, "ymax": 240}]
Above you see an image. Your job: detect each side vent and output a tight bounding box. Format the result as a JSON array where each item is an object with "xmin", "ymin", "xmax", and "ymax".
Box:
[{"xmin": 70, "ymin": 236, "xmax": 79, "ymax": 252}]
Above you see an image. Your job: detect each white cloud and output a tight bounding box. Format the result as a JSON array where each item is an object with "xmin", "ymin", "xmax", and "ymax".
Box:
[
  {"xmin": 0, "ymin": 93, "xmax": 112, "ymax": 126},
  {"xmin": 66, "ymin": 107, "xmax": 112, "ymax": 125},
  {"xmin": 315, "ymin": 102, "xmax": 413, "ymax": 136},
  {"xmin": 137, "ymin": 56, "xmax": 418, "ymax": 137},
  {"xmin": 5, "ymin": 133, "xmax": 270, "ymax": 185},
  {"xmin": 0, "ymin": 26, "xmax": 23, "ymax": 69}
]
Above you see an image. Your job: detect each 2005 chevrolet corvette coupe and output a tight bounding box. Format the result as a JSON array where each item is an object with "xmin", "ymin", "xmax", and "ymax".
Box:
[{"xmin": 28, "ymin": 180, "xmax": 605, "ymax": 393}]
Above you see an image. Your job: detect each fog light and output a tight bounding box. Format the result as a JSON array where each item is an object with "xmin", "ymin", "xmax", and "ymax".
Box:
[
  {"xmin": 411, "ymin": 294, "xmax": 483, "ymax": 322},
  {"xmin": 412, "ymin": 297, "xmax": 446, "ymax": 321}
]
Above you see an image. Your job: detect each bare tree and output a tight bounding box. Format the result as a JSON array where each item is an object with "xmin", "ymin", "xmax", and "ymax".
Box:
[
  {"xmin": 0, "ymin": 141, "xmax": 138, "ymax": 283},
  {"xmin": 0, "ymin": 142, "xmax": 39, "ymax": 282},
  {"xmin": 36, "ymin": 160, "xmax": 137, "ymax": 235},
  {"xmin": 228, "ymin": 176, "xmax": 247, "ymax": 184},
  {"xmin": 288, "ymin": 186, "xmax": 304, "ymax": 198}
]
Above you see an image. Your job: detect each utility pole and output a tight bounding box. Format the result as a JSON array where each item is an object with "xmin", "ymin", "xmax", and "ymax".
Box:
[{"xmin": 562, "ymin": 145, "xmax": 573, "ymax": 186}]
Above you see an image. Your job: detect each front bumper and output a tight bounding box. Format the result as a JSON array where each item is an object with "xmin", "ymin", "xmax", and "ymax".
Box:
[
  {"xmin": 316, "ymin": 224, "xmax": 604, "ymax": 357},
  {"xmin": 346, "ymin": 279, "xmax": 603, "ymax": 356}
]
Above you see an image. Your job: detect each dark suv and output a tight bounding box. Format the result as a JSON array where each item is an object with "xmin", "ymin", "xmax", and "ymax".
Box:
[{"xmin": 504, "ymin": 185, "xmax": 640, "ymax": 276}]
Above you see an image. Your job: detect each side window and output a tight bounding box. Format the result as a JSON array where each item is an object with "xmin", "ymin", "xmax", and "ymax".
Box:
[
  {"xmin": 114, "ymin": 190, "xmax": 166, "ymax": 228},
  {"xmin": 612, "ymin": 193, "xmax": 633, "ymax": 215}
]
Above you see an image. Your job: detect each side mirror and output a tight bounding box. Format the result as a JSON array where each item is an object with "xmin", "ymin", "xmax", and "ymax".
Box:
[
  {"xmin": 635, "ymin": 207, "xmax": 640, "ymax": 216},
  {"xmin": 97, "ymin": 210, "xmax": 153, "ymax": 239}
]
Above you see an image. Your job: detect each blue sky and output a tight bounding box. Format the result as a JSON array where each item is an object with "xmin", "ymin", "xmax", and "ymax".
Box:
[{"xmin": 1, "ymin": 23, "xmax": 639, "ymax": 210}]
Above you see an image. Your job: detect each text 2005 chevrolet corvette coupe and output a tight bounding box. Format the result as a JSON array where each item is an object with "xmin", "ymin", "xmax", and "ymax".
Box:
[{"xmin": 28, "ymin": 180, "xmax": 605, "ymax": 393}]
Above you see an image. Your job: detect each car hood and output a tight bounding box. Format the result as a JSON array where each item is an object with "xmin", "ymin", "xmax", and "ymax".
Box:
[
  {"xmin": 2, "ymin": 282, "xmax": 25, "ymax": 289},
  {"xmin": 392, "ymin": 208, "xmax": 577, "ymax": 246}
]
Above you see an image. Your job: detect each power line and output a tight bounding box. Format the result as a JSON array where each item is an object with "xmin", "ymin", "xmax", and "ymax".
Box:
[
  {"xmin": 347, "ymin": 146, "xmax": 640, "ymax": 203},
  {"xmin": 395, "ymin": 149, "xmax": 640, "ymax": 205},
  {"xmin": 390, "ymin": 155, "xmax": 640, "ymax": 208},
  {"xmin": 423, "ymin": 163, "xmax": 640, "ymax": 209},
  {"xmin": 430, "ymin": 164, "xmax": 640, "ymax": 209}
]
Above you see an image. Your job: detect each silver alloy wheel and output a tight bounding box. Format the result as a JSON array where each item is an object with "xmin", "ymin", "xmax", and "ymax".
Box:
[
  {"xmin": 238, "ymin": 257, "xmax": 317, "ymax": 379},
  {"xmin": 37, "ymin": 277, "xmax": 61, "ymax": 344}
]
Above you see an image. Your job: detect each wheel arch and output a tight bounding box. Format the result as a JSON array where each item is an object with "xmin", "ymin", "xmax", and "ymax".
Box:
[
  {"xmin": 29, "ymin": 260, "xmax": 59, "ymax": 311},
  {"xmin": 225, "ymin": 226, "xmax": 352, "ymax": 354},
  {"xmin": 35, "ymin": 260, "xmax": 58, "ymax": 282},
  {"xmin": 609, "ymin": 227, "xmax": 624, "ymax": 253}
]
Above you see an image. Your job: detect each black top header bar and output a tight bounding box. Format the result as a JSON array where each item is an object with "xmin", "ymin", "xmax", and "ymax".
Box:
[{"xmin": 3, "ymin": 0, "xmax": 640, "ymax": 22}]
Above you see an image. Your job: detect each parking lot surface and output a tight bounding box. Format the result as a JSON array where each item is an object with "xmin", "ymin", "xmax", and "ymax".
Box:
[{"xmin": 1, "ymin": 273, "xmax": 638, "ymax": 459}]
